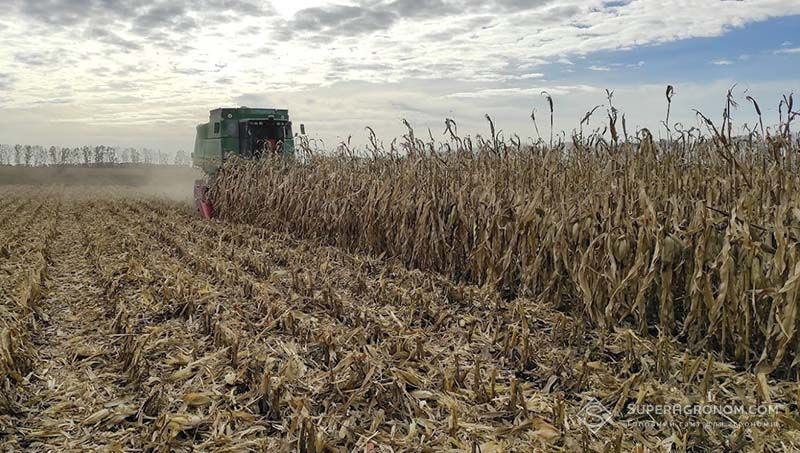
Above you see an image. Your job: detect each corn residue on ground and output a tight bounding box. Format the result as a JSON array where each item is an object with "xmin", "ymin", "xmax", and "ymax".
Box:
[{"xmin": 0, "ymin": 185, "xmax": 798, "ymax": 452}]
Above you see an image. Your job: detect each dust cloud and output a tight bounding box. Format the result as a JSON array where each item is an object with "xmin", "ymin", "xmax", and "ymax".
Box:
[{"xmin": 0, "ymin": 165, "xmax": 203, "ymax": 203}]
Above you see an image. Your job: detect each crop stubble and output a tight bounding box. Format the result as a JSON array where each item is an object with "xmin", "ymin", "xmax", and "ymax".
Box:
[{"xmin": 0, "ymin": 185, "xmax": 798, "ymax": 452}]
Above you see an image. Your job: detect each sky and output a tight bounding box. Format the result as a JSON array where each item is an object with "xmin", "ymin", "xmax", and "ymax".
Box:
[{"xmin": 0, "ymin": 0, "xmax": 798, "ymax": 151}]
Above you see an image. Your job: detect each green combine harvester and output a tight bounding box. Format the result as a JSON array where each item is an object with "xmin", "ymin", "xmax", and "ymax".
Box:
[{"xmin": 191, "ymin": 107, "xmax": 301, "ymax": 218}]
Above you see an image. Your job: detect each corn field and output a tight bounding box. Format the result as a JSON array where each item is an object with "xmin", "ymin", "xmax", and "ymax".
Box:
[
  {"xmin": 0, "ymin": 184, "xmax": 796, "ymax": 451},
  {"xmin": 213, "ymin": 93, "xmax": 800, "ymax": 382},
  {"xmin": 1, "ymin": 92, "xmax": 799, "ymax": 451}
]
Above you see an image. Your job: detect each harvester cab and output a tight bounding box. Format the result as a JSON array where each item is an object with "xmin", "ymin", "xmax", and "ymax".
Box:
[{"xmin": 191, "ymin": 107, "xmax": 299, "ymax": 218}]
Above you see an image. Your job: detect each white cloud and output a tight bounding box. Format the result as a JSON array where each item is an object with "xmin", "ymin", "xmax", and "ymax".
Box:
[
  {"xmin": 504, "ymin": 73, "xmax": 545, "ymax": 81},
  {"xmin": 444, "ymin": 85, "xmax": 599, "ymax": 99},
  {"xmin": 712, "ymin": 59, "xmax": 733, "ymax": 65},
  {"xmin": 1, "ymin": 0, "xmax": 800, "ymax": 148},
  {"xmin": 776, "ymin": 47, "xmax": 800, "ymax": 54},
  {"xmin": 272, "ymin": 0, "xmax": 353, "ymax": 18},
  {"xmin": 4, "ymin": 79, "xmax": 794, "ymax": 151}
]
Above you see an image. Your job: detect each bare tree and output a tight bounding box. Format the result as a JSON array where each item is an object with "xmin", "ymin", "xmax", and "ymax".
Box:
[
  {"xmin": 33, "ymin": 146, "xmax": 46, "ymax": 166},
  {"xmin": 174, "ymin": 150, "xmax": 190, "ymax": 166},
  {"xmin": 93, "ymin": 145, "xmax": 105, "ymax": 165},
  {"xmin": 157, "ymin": 150, "xmax": 169, "ymax": 165},
  {"xmin": 106, "ymin": 146, "xmax": 118, "ymax": 164}
]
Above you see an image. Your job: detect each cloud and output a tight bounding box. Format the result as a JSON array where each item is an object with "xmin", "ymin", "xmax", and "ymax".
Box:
[
  {"xmin": 132, "ymin": 3, "xmax": 191, "ymax": 32},
  {"xmin": 13, "ymin": 0, "xmax": 148, "ymax": 26},
  {"xmin": 5, "ymin": 0, "xmax": 800, "ymax": 87},
  {"xmin": 211, "ymin": 0, "xmax": 273, "ymax": 16},
  {"xmin": 288, "ymin": 5, "xmax": 399, "ymax": 37},
  {"xmin": 8, "ymin": 0, "xmax": 272, "ymax": 41},
  {"xmin": 506, "ymin": 73, "xmax": 545, "ymax": 80},
  {"xmin": 282, "ymin": 0, "xmax": 555, "ymax": 39},
  {"xmin": 712, "ymin": 59, "xmax": 733, "ymax": 65},
  {"xmin": 1, "ymin": 0, "xmax": 800, "ymax": 150},
  {"xmin": 445, "ymin": 85, "xmax": 598, "ymax": 98},
  {"xmin": 86, "ymin": 27, "xmax": 142, "ymax": 50},
  {"xmin": 13, "ymin": 51, "xmax": 69, "ymax": 67},
  {"xmin": 0, "ymin": 74, "xmax": 14, "ymax": 91}
]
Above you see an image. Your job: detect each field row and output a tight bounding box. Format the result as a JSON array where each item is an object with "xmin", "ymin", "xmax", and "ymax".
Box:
[{"xmin": 0, "ymin": 187, "xmax": 798, "ymax": 451}]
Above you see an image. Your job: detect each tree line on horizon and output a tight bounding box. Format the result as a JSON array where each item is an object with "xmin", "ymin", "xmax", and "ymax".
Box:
[{"xmin": 0, "ymin": 144, "xmax": 191, "ymax": 167}]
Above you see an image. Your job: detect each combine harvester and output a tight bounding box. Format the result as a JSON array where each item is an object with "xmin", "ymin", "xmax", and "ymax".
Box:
[{"xmin": 191, "ymin": 107, "xmax": 302, "ymax": 218}]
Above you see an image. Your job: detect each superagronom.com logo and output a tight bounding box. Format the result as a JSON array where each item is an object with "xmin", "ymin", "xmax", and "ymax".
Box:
[{"xmin": 576, "ymin": 397, "xmax": 613, "ymax": 434}]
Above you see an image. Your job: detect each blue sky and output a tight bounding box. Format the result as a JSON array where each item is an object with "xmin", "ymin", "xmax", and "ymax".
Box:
[
  {"xmin": 0, "ymin": 0, "xmax": 798, "ymax": 150},
  {"xmin": 570, "ymin": 15, "xmax": 799, "ymax": 83}
]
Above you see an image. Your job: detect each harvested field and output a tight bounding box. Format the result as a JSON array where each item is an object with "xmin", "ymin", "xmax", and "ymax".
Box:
[
  {"xmin": 0, "ymin": 165, "xmax": 201, "ymax": 201},
  {"xmin": 0, "ymin": 183, "xmax": 798, "ymax": 452}
]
